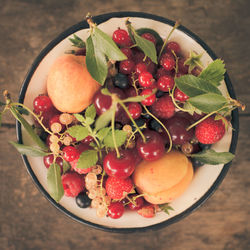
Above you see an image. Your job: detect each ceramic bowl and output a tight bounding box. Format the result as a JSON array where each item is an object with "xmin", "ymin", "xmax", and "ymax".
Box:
[{"xmin": 17, "ymin": 12, "xmax": 239, "ymax": 232}]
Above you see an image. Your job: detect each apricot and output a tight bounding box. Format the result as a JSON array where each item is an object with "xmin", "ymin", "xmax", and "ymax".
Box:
[
  {"xmin": 47, "ymin": 55, "xmax": 100, "ymax": 113},
  {"xmin": 133, "ymin": 150, "xmax": 193, "ymax": 204}
]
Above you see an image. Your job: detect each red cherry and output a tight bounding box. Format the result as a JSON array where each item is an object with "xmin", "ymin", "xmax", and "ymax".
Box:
[
  {"xmin": 33, "ymin": 95, "xmax": 53, "ymax": 113},
  {"xmin": 103, "ymin": 149, "xmax": 135, "ymax": 179},
  {"xmin": 43, "ymin": 155, "xmax": 63, "ymax": 174},
  {"xmin": 174, "ymin": 88, "xmax": 189, "ymax": 102},
  {"xmin": 81, "ymin": 135, "xmax": 94, "ymax": 144},
  {"xmin": 62, "ymin": 146, "xmax": 79, "ymax": 162},
  {"xmin": 107, "ymin": 202, "xmax": 125, "ymax": 219},
  {"xmin": 166, "ymin": 41, "xmax": 181, "ymax": 55},
  {"xmin": 119, "ymin": 59, "xmax": 135, "ymax": 75},
  {"xmin": 112, "ymin": 29, "xmax": 132, "ymax": 47},
  {"xmin": 155, "ymin": 67, "xmax": 171, "ymax": 79},
  {"xmin": 160, "ymin": 53, "xmax": 175, "ymax": 71},
  {"xmin": 127, "ymin": 102, "xmax": 142, "ymax": 120},
  {"xmin": 140, "ymin": 89, "xmax": 156, "ymax": 106},
  {"xmin": 127, "ymin": 194, "xmax": 145, "ymax": 210},
  {"xmin": 136, "ymin": 130, "xmax": 165, "ymax": 161},
  {"xmin": 134, "ymin": 62, "xmax": 148, "ymax": 76},
  {"xmin": 138, "ymin": 72, "xmax": 155, "ymax": 88},
  {"xmin": 141, "ymin": 33, "xmax": 157, "ymax": 45},
  {"xmin": 120, "ymin": 47, "xmax": 133, "ymax": 59},
  {"xmin": 157, "ymin": 75, "xmax": 175, "ymax": 92},
  {"xmin": 178, "ymin": 58, "xmax": 189, "ymax": 74}
]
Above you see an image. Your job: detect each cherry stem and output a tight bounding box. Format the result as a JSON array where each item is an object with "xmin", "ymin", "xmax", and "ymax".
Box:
[
  {"xmin": 169, "ymin": 86, "xmax": 190, "ymax": 113},
  {"xmin": 143, "ymin": 105, "xmax": 173, "ymax": 152},
  {"xmin": 111, "ymin": 103, "xmax": 120, "ymax": 158}
]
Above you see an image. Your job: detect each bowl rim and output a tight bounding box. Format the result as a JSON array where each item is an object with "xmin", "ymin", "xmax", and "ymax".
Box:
[{"xmin": 17, "ymin": 11, "xmax": 239, "ymax": 233}]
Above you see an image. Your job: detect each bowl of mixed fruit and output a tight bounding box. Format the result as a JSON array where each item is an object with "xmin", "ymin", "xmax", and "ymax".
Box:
[{"xmin": 1, "ymin": 12, "xmax": 243, "ymax": 232}]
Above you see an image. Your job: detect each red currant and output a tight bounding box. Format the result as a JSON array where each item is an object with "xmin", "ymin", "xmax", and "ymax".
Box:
[
  {"xmin": 160, "ymin": 53, "xmax": 175, "ymax": 71},
  {"xmin": 119, "ymin": 59, "xmax": 135, "ymax": 75},
  {"xmin": 138, "ymin": 71, "xmax": 155, "ymax": 88},
  {"xmin": 174, "ymin": 88, "xmax": 189, "ymax": 102},
  {"xmin": 155, "ymin": 67, "xmax": 171, "ymax": 79},
  {"xmin": 62, "ymin": 146, "xmax": 79, "ymax": 162},
  {"xmin": 112, "ymin": 29, "xmax": 132, "ymax": 47},
  {"xmin": 127, "ymin": 194, "xmax": 145, "ymax": 210},
  {"xmin": 141, "ymin": 33, "xmax": 157, "ymax": 45},
  {"xmin": 157, "ymin": 75, "xmax": 175, "ymax": 92},
  {"xmin": 33, "ymin": 95, "xmax": 53, "ymax": 113},
  {"xmin": 107, "ymin": 202, "xmax": 124, "ymax": 219},
  {"xmin": 127, "ymin": 102, "xmax": 142, "ymax": 120},
  {"xmin": 140, "ymin": 88, "xmax": 156, "ymax": 106},
  {"xmin": 166, "ymin": 41, "xmax": 181, "ymax": 55}
]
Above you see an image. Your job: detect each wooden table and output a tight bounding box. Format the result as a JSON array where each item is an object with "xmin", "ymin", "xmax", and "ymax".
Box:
[{"xmin": 0, "ymin": 1, "xmax": 249, "ymax": 249}]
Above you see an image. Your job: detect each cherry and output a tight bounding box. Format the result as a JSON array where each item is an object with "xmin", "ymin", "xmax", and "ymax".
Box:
[
  {"xmin": 112, "ymin": 29, "xmax": 132, "ymax": 47},
  {"xmin": 174, "ymin": 88, "xmax": 189, "ymax": 102},
  {"xmin": 134, "ymin": 62, "xmax": 148, "ymax": 76},
  {"xmin": 178, "ymin": 58, "xmax": 189, "ymax": 74},
  {"xmin": 119, "ymin": 59, "xmax": 135, "ymax": 75},
  {"xmin": 166, "ymin": 41, "xmax": 181, "ymax": 55},
  {"xmin": 155, "ymin": 67, "xmax": 171, "ymax": 79},
  {"xmin": 127, "ymin": 102, "xmax": 142, "ymax": 120},
  {"xmin": 107, "ymin": 201, "xmax": 124, "ymax": 219},
  {"xmin": 103, "ymin": 149, "xmax": 135, "ymax": 179},
  {"xmin": 136, "ymin": 130, "xmax": 165, "ymax": 161},
  {"xmin": 160, "ymin": 53, "xmax": 175, "ymax": 71},
  {"xmin": 43, "ymin": 154, "xmax": 63, "ymax": 173},
  {"xmin": 120, "ymin": 47, "xmax": 133, "ymax": 59},
  {"xmin": 157, "ymin": 75, "xmax": 175, "ymax": 92},
  {"xmin": 133, "ymin": 49, "xmax": 145, "ymax": 64},
  {"xmin": 141, "ymin": 33, "xmax": 157, "ymax": 45},
  {"xmin": 62, "ymin": 146, "xmax": 79, "ymax": 162},
  {"xmin": 127, "ymin": 194, "xmax": 145, "ymax": 210},
  {"xmin": 81, "ymin": 135, "xmax": 94, "ymax": 144},
  {"xmin": 125, "ymin": 87, "xmax": 137, "ymax": 97},
  {"xmin": 33, "ymin": 95, "xmax": 53, "ymax": 113},
  {"xmin": 138, "ymin": 71, "xmax": 155, "ymax": 88},
  {"xmin": 140, "ymin": 88, "xmax": 156, "ymax": 106}
]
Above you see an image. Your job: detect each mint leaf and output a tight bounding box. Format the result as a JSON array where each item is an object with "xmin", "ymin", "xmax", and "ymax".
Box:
[
  {"xmin": 199, "ymin": 59, "xmax": 225, "ymax": 86},
  {"xmin": 47, "ymin": 163, "xmax": 64, "ymax": 202},
  {"xmin": 104, "ymin": 130, "xmax": 127, "ymax": 148},
  {"xmin": 95, "ymin": 106, "xmax": 115, "ymax": 131},
  {"xmin": 159, "ymin": 203, "xmax": 174, "ymax": 215},
  {"xmin": 96, "ymin": 127, "xmax": 111, "ymax": 141},
  {"xmin": 188, "ymin": 93, "xmax": 228, "ymax": 113},
  {"xmin": 62, "ymin": 159, "xmax": 71, "ymax": 174},
  {"xmin": 191, "ymin": 149, "xmax": 234, "ymax": 165},
  {"xmin": 93, "ymin": 27, "xmax": 127, "ymax": 61},
  {"xmin": 175, "ymin": 75, "xmax": 222, "ymax": 97},
  {"xmin": 77, "ymin": 150, "xmax": 98, "ymax": 169},
  {"xmin": 73, "ymin": 113, "xmax": 85, "ymax": 123},
  {"xmin": 86, "ymin": 35, "xmax": 108, "ymax": 85},
  {"xmin": 66, "ymin": 125, "xmax": 89, "ymax": 141},
  {"xmin": 9, "ymin": 141, "xmax": 49, "ymax": 157},
  {"xmin": 69, "ymin": 34, "xmax": 85, "ymax": 48},
  {"xmin": 85, "ymin": 104, "xmax": 96, "ymax": 120},
  {"xmin": 136, "ymin": 28, "xmax": 163, "ymax": 46}
]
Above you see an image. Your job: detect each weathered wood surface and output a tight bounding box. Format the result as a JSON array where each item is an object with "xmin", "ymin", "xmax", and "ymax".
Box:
[{"xmin": 0, "ymin": 0, "xmax": 249, "ymax": 249}]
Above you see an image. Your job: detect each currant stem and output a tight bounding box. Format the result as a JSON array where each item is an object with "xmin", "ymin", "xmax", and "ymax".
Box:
[
  {"xmin": 111, "ymin": 105, "xmax": 120, "ymax": 158},
  {"xmin": 169, "ymin": 86, "xmax": 190, "ymax": 112}
]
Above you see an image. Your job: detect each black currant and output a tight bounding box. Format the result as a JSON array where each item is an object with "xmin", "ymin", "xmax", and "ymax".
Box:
[
  {"xmin": 76, "ymin": 192, "xmax": 91, "ymax": 208},
  {"xmin": 149, "ymin": 119, "xmax": 162, "ymax": 132},
  {"xmin": 130, "ymin": 118, "xmax": 147, "ymax": 131},
  {"xmin": 191, "ymin": 158, "xmax": 204, "ymax": 168},
  {"xmin": 114, "ymin": 73, "xmax": 129, "ymax": 89},
  {"xmin": 156, "ymin": 90, "xmax": 165, "ymax": 98}
]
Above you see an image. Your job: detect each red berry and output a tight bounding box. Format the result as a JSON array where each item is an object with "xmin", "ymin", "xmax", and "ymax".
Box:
[
  {"xmin": 127, "ymin": 102, "xmax": 142, "ymax": 120},
  {"xmin": 141, "ymin": 33, "xmax": 157, "ymax": 45},
  {"xmin": 107, "ymin": 202, "xmax": 125, "ymax": 219},
  {"xmin": 81, "ymin": 135, "xmax": 94, "ymax": 144},
  {"xmin": 138, "ymin": 71, "xmax": 155, "ymax": 88},
  {"xmin": 127, "ymin": 194, "xmax": 145, "ymax": 210},
  {"xmin": 134, "ymin": 62, "xmax": 148, "ymax": 76},
  {"xmin": 174, "ymin": 88, "xmax": 189, "ymax": 102},
  {"xmin": 62, "ymin": 172, "xmax": 85, "ymax": 197},
  {"xmin": 120, "ymin": 47, "xmax": 133, "ymax": 59},
  {"xmin": 125, "ymin": 86, "xmax": 137, "ymax": 97},
  {"xmin": 157, "ymin": 75, "xmax": 175, "ymax": 92},
  {"xmin": 140, "ymin": 88, "xmax": 156, "ymax": 106},
  {"xmin": 137, "ymin": 204, "xmax": 155, "ymax": 218},
  {"xmin": 105, "ymin": 176, "xmax": 133, "ymax": 200},
  {"xmin": 62, "ymin": 146, "xmax": 79, "ymax": 162},
  {"xmin": 160, "ymin": 53, "xmax": 175, "ymax": 71},
  {"xmin": 166, "ymin": 41, "xmax": 181, "ymax": 55},
  {"xmin": 112, "ymin": 29, "xmax": 132, "ymax": 47},
  {"xmin": 155, "ymin": 67, "xmax": 171, "ymax": 79},
  {"xmin": 178, "ymin": 58, "xmax": 189, "ymax": 74},
  {"xmin": 136, "ymin": 130, "xmax": 165, "ymax": 161},
  {"xmin": 119, "ymin": 59, "xmax": 135, "ymax": 75},
  {"xmin": 103, "ymin": 149, "xmax": 135, "ymax": 179},
  {"xmin": 133, "ymin": 50, "xmax": 145, "ymax": 64},
  {"xmin": 33, "ymin": 95, "xmax": 53, "ymax": 113},
  {"xmin": 43, "ymin": 154, "xmax": 63, "ymax": 174},
  {"xmin": 151, "ymin": 95, "xmax": 175, "ymax": 119},
  {"xmin": 195, "ymin": 116, "xmax": 226, "ymax": 144}
]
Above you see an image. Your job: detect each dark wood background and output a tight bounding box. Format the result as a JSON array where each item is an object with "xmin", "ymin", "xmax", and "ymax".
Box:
[{"xmin": 0, "ymin": 0, "xmax": 249, "ymax": 249}]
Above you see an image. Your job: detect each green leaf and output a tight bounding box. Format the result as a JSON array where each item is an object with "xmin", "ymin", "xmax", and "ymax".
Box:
[
  {"xmin": 159, "ymin": 203, "xmax": 174, "ymax": 215},
  {"xmin": 77, "ymin": 150, "xmax": 98, "ymax": 169},
  {"xmin": 104, "ymin": 130, "xmax": 127, "ymax": 148},
  {"xmin": 136, "ymin": 28, "xmax": 164, "ymax": 46},
  {"xmin": 85, "ymin": 104, "xmax": 96, "ymax": 120},
  {"xmin": 188, "ymin": 93, "xmax": 228, "ymax": 113},
  {"xmin": 199, "ymin": 59, "xmax": 226, "ymax": 86},
  {"xmin": 66, "ymin": 125, "xmax": 89, "ymax": 141},
  {"xmin": 122, "ymin": 95, "xmax": 146, "ymax": 103},
  {"xmin": 184, "ymin": 51, "xmax": 203, "ymax": 73},
  {"xmin": 47, "ymin": 163, "xmax": 64, "ymax": 202},
  {"xmin": 15, "ymin": 106, "xmax": 29, "ymax": 115},
  {"xmin": 86, "ymin": 35, "xmax": 108, "ymax": 85},
  {"xmin": 69, "ymin": 34, "xmax": 85, "ymax": 48},
  {"xmin": 93, "ymin": 27, "xmax": 127, "ymax": 61},
  {"xmin": 73, "ymin": 113, "xmax": 85, "ymax": 123},
  {"xmin": 85, "ymin": 117, "xmax": 94, "ymax": 125},
  {"xmin": 175, "ymin": 74, "xmax": 222, "ymax": 97},
  {"xmin": 95, "ymin": 106, "xmax": 115, "ymax": 131},
  {"xmin": 191, "ymin": 149, "xmax": 234, "ymax": 165},
  {"xmin": 9, "ymin": 141, "xmax": 49, "ymax": 157},
  {"xmin": 96, "ymin": 127, "xmax": 111, "ymax": 141},
  {"xmin": 62, "ymin": 160, "xmax": 71, "ymax": 174}
]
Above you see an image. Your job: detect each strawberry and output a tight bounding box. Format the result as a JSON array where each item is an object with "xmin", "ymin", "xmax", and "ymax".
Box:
[
  {"xmin": 137, "ymin": 204, "xmax": 156, "ymax": 218},
  {"xmin": 195, "ymin": 116, "xmax": 226, "ymax": 144},
  {"xmin": 151, "ymin": 94, "xmax": 175, "ymax": 119},
  {"xmin": 105, "ymin": 176, "xmax": 133, "ymax": 200}
]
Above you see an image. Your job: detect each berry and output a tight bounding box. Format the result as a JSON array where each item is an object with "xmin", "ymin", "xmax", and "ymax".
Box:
[
  {"xmin": 140, "ymin": 88, "xmax": 156, "ymax": 106},
  {"xmin": 114, "ymin": 73, "xmax": 129, "ymax": 89},
  {"xmin": 174, "ymin": 88, "xmax": 189, "ymax": 102},
  {"xmin": 105, "ymin": 176, "xmax": 133, "ymax": 200},
  {"xmin": 155, "ymin": 90, "xmax": 165, "ymax": 98},
  {"xmin": 157, "ymin": 75, "xmax": 175, "ymax": 92},
  {"xmin": 76, "ymin": 192, "xmax": 91, "ymax": 208},
  {"xmin": 107, "ymin": 201, "xmax": 125, "ymax": 219},
  {"xmin": 195, "ymin": 116, "xmax": 226, "ymax": 144},
  {"xmin": 103, "ymin": 149, "xmax": 135, "ymax": 179},
  {"xmin": 141, "ymin": 33, "xmax": 157, "ymax": 45},
  {"xmin": 81, "ymin": 135, "xmax": 94, "ymax": 144},
  {"xmin": 137, "ymin": 204, "xmax": 155, "ymax": 218},
  {"xmin": 148, "ymin": 119, "xmax": 162, "ymax": 132},
  {"xmin": 62, "ymin": 146, "xmax": 79, "ymax": 162},
  {"xmin": 136, "ymin": 130, "xmax": 165, "ymax": 161},
  {"xmin": 151, "ymin": 95, "xmax": 175, "ymax": 119},
  {"xmin": 120, "ymin": 47, "xmax": 133, "ymax": 59},
  {"xmin": 191, "ymin": 158, "xmax": 204, "ymax": 168},
  {"xmin": 93, "ymin": 89, "xmax": 112, "ymax": 116},
  {"xmin": 49, "ymin": 114, "xmax": 65, "ymax": 133},
  {"xmin": 33, "ymin": 95, "xmax": 53, "ymax": 113},
  {"xmin": 138, "ymin": 71, "xmax": 155, "ymax": 88},
  {"xmin": 43, "ymin": 154, "xmax": 63, "ymax": 174},
  {"xmin": 155, "ymin": 67, "xmax": 171, "ymax": 79},
  {"xmin": 112, "ymin": 29, "xmax": 132, "ymax": 47},
  {"xmin": 178, "ymin": 58, "xmax": 189, "ymax": 74},
  {"xmin": 127, "ymin": 102, "xmax": 142, "ymax": 120},
  {"xmin": 134, "ymin": 62, "xmax": 148, "ymax": 76},
  {"xmin": 130, "ymin": 117, "xmax": 147, "ymax": 131},
  {"xmin": 166, "ymin": 41, "xmax": 181, "ymax": 55},
  {"xmin": 127, "ymin": 194, "xmax": 145, "ymax": 210},
  {"xmin": 119, "ymin": 59, "xmax": 135, "ymax": 75},
  {"xmin": 160, "ymin": 53, "xmax": 175, "ymax": 71},
  {"xmin": 125, "ymin": 86, "xmax": 137, "ymax": 97},
  {"xmin": 62, "ymin": 172, "xmax": 85, "ymax": 197}
]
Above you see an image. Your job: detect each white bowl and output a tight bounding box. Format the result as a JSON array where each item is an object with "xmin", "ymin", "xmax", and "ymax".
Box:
[{"xmin": 17, "ymin": 12, "xmax": 239, "ymax": 232}]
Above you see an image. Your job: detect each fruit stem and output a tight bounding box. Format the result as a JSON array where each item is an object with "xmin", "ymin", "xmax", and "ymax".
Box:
[
  {"xmin": 111, "ymin": 103, "xmax": 120, "ymax": 158},
  {"xmin": 169, "ymin": 86, "xmax": 190, "ymax": 112},
  {"xmin": 158, "ymin": 20, "xmax": 180, "ymax": 60},
  {"xmin": 119, "ymin": 101, "xmax": 146, "ymax": 143},
  {"xmin": 142, "ymin": 105, "xmax": 173, "ymax": 152}
]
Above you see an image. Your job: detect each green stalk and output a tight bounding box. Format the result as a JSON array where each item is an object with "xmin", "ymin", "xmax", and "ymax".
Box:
[{"xmin": 111, "ymin": 105, "xmax": 120, "ymax": 158}]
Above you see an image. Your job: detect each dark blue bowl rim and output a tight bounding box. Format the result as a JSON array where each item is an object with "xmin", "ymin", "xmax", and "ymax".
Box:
[{"xmin": 17, "ymin": 11, "xmax": 239, "ymax": 233}]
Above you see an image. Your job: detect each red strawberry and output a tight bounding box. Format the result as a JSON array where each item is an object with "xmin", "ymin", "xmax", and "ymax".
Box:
[
  {"xmin": 105, "ymin": 176, "xmax": 133, "ymax": 200},
  {"xmin": 151, "ymin": 94, "xmax": 175, "ymax": 119},
  {"xmin": 195, "ymin": 116, "xmax": 226, "ymax": 144},
  {"xmin": 137, "ymin": 204, "xmax": 155, "ymax": 218}
]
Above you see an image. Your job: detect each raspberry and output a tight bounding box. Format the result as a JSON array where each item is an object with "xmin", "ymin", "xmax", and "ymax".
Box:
[
  {"xmin": 105, "ymin": 176, "xmax": 133, "ymax": 200},
  {"xmin": 62, "ymin": 172, "xmax": 85, "ymax": 197},
  {"xmin": 137, "ymin": 204, "xmax": 155, "ymax": 218},
  {"xmin": 195, "ymin": 116, "xmax": 226, "ymax": 144},
  {"xmin": 151, "ymin": 95, "xmax": 175, "ymax": 119}
]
